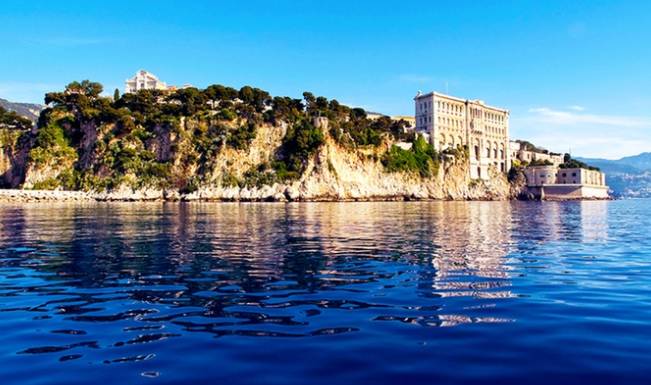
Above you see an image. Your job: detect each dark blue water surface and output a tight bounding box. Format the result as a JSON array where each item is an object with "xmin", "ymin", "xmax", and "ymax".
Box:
[{"xmin": 1, "ymin": 200, "xmax": 651, "ymax": 384}]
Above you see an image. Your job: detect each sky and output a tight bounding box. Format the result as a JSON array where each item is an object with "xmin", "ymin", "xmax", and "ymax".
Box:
[{"xmin": 1, "ymin": 0, "xmax": 650, "ymax": 159}]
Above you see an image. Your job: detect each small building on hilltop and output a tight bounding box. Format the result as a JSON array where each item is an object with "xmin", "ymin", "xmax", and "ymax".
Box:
[
  {"xmin": 509, "ymin": 140, "xmax": 564, "ymax": 168},
  {"xmin": 524, "ymin": 165, "xmax": 609, "ymax": 199},
  {"xmin": 391, "ymin": 115, "xmax": 416, "ymax": 132},
  {"xmin": 125, "ymin": 70, "xmax": 171, "ymax": 93},
  {"xmin": 365, "ymin": 111, "xmax": 385, "ymax": 120}
]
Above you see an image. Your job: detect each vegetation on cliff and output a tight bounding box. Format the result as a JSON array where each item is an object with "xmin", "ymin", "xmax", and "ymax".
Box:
[
  {"xmin": 2, "ymin": 80, "xmax": 470, "ymax": 192},
  {"xmin": 0, "ymin": 106, "xmax": 32, "ymax": 131},
  {"xmin": 382, "ymin": 135, "xmax": 440, "ymax": 177},
  {"xmin": 0, "ymin": 106, "xmax": 31, "ymax": 157},
  {"xmin": 560, "ymin": 153, "xmax": 600, "ymax": 171}
]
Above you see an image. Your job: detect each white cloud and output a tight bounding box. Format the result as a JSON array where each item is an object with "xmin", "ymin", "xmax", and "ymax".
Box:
[
  {"xmin": 568, "ymin": 105, "xmax": 585, "ymax": 111},
  {"xmin": 512, "ymin": 106, "xmax": 651, "ymax": 159},
  {"xmin": 527, "ymin": 107, "xmax": 651, "ymax": 127}
]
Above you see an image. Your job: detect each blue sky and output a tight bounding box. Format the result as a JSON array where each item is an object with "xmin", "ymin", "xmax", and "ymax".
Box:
[{"xmin": 1, "ymin": 1, "xmax": 650, "ymax": 159}]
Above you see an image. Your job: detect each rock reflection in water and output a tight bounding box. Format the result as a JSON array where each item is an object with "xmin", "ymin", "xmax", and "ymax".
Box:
[{"xmin": 0, "ymin": 200, "xmax": 632, "ymax": 385}]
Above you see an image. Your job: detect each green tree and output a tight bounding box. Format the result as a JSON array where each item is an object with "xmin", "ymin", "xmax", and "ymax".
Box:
[
  {"xmin": 275, "ymin": 119, "xmax": 325, "ymax": 175},
  {"xmin": 239, "ymin": 86, "xmax": 255, "ymax": 104},
  {"xmin": 0, "ymin": 106, "xmax": 32, "ymax": 130},
  {"xmin": 168, "ymin": 87, "xmax": 206, "ymax": 115},
  {"xmin": 113, "ymin": 88, "xmax": 120, "ymax": 101}
]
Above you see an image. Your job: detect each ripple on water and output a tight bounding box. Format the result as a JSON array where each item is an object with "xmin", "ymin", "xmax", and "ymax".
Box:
[{"xmin": 0, "ymin": 201, "xmax": 650, "ymax": 384}]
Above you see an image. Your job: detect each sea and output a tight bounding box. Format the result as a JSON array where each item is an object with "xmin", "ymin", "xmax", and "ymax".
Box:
[{"xmin": 1, "ymin": 200, "xmax": 650, "ymax": 384}]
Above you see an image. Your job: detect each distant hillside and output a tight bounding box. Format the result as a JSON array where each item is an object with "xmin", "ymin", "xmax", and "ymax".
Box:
[
  {"xmin": 577, "ymin": 153, "xmax": 651, "ymax": 198},
  {"xmin": 0, "ymin": 98, "xmax": 43, "ymax": 122},
  {"xmin": 619, "ymin": 152, "xmax": 651, "ymax": 171}
]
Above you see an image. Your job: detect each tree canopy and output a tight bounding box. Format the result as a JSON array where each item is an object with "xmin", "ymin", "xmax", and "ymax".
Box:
[{"xmin": 0, "ymin": 106, "xmax": 32, "ymax": 130}]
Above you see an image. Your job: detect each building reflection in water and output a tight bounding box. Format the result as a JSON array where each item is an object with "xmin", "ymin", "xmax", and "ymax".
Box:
[
  {"xmin": 422, "ymin": 202, "xmax": 516, "ymax": 327},
  {"xmin": 0, "ymin": 200, "xmax": 611, "ymax": 333},
  {"xmin": 578, "ymin": 200, "xmax": 609, "ymax": 243}
]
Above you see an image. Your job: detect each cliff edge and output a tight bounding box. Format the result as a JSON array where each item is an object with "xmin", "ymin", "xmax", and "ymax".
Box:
[{"xmin": 0, "ymin": 80, "xmax": 513, "ymax": 202}]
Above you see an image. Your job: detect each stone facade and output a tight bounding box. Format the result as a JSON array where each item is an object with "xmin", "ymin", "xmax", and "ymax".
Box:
[
  {"xmin": 414, "ymin": 92, "xmax": 509, "ymax": 180},
  {"xmin": 125, "ymin": 70, "xmax": 170, "ymax": 94},
  {"xmin": 556, "ymin": 167, "xmax": 606, "ymax": 186},
  {"xmin": 525, "ymin": 166, "xmax": 606, "ymax": 187},
  {"xmin": 524, "ymin": 165, "xmax": 609, "ymax": 199},
  {"xmin": 509, "ymin": 141, "xmax": 564, "ymax": 167}
]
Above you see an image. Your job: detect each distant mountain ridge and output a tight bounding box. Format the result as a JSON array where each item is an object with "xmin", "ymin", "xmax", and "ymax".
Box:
[
  {"xmin": 577, "ymin": 153, "xmax": 651, "ymax": 198},
  {"xmin": 0, "ymin": 98, "xmax": 43, "ymax": 122}
]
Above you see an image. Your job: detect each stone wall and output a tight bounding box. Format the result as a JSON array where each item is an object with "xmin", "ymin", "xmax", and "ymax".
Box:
[{"xmin": 526, "ymin": 185, "xmax": 610, "ymax": 200}]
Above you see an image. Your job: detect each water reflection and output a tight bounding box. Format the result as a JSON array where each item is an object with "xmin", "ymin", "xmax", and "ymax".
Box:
[{"xmin": 0, "ymin": 200, "xmax": 631, "ymax": 383}]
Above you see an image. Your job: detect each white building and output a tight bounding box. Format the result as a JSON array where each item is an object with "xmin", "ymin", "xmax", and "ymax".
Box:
[
  {"xmin": 509, "ymin": 140, "xmax": 565, "ymax": 168},
  {"xmin": 125, "ymin": 70, "xmax": 170, "ymax": 94},
  {"xmin": 524, "ymin": 165, "xmax": 609, "ymax": 199},
  {"xmin": 414, "ymin": 91, "xmax": 510, "ymax": 179}
]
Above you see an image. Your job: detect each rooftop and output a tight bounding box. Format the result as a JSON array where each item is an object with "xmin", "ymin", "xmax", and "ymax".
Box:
[{"xmin": 414, "ymin": 91, "xmax": 509, "ymax": 113}]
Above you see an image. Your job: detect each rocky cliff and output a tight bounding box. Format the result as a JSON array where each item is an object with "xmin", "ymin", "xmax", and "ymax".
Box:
[{"xmin": 0, "ymin": 80, "xmax": 514, "ymax": 201}]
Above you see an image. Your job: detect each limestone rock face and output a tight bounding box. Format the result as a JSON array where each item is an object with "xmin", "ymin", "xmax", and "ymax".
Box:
[
  {"xmin": 22, "ymin": 157, "xmax": 75, "ymax": 189},
  {"xmin": 0, "ymin": 130, "xmax": 31, "ymax": 188},
  {"xmin": 4, "ymin": 117, "xmax": 512, "ymax": 201},
  {"xmin": 182, "ymin": 136, "xmax": 511, "ymax": 202}
]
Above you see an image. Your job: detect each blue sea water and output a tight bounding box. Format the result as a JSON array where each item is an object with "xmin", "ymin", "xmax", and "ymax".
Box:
[{"xmin": 1, "ymin": 200, "xmax": 650, "ymax": 384}]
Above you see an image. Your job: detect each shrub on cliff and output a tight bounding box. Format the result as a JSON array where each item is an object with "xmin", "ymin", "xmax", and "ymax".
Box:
[
  {"xmin": 28, "ymin": 122, "xmax": 77, "ymax": 166},
  {"xmin": 227, "ymin": 122, "xmax": 257, "ymax": 150},
  {"xmin": 529, "ymin": 158, "xmax": 553, "ymax": 166},
  {"xmin": 273, "ymin": 118, "xmax": 324, "ymax": 180},
  {"xmin": 329, "ymin": 113, "xmax": 406, "ymax": 148},
  {"xmin": 560, "ymin": 154, "xmax": 600, "ymax": 171},
  {"xmin": 267, "ymin": 96, "xmax": 304, "ymax": 124},
  {"xmin": 25, "ymin": 79, "xmax": 416, "ymax": 192},
  {"xmin": 382, "ymin": 135, "xmax": 439, "ymax": 177},
  {"xmin": 0, "ymin": 106, "xmax": 32, "ymax": 131},
  {"xmin": 441, "ymin": 145, "xmax": 469, "ymax": 160}
]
